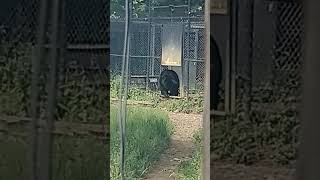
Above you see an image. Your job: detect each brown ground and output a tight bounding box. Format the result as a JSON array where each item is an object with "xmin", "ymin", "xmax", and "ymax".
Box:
[{"xmin": 143, "ymin": 112, "xmax": 203, "ymax": 180}]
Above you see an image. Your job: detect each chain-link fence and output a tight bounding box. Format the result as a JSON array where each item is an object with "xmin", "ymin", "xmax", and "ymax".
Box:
[
  {"xmin": 212, "ymin": 0, "xmax": 304, "ymax": 165},
  {"xmin": 110, "ymin": 17, "xmax": 205, "ymax": 93},
  {"xmin": 239, "ymin": 0, "xmax": 304, "ymax": 113},
  {"xmin": 0, "ymin": 0, "xmax": 109, "ymax": 179}
]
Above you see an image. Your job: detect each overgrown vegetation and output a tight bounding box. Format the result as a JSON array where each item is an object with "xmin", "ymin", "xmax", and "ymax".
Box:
[
  {"xmin": 0, "ymin": 43, "xmax": 109, "ymax": 123},
  {"xmin": 0, "ymin": 43, "xmax": 32, "ymax": 116},
  {"xmin": 52, "ymin": 136, "xmax": 107, "ymax": 180},
  {"xmin": 0, "ymin": 44, "xmax": 109, "ymax": 179},
  {"xmin": 110, "ymin": 106, "xmax": 173, "ymax": 179},
  {"xmin": 0, "ymin": 133, "xmax": 107, "ymax": 180},
  {"xmin": 211, "ymin": 94, "xmax": 300, "ymax": 166},
  {"xmin": 177, "ymin": 130, "xmax": 203, "ymax": 180},
  {"xmin": 111, "ymin": 0, "xmax": 204, "ymax": 19},
  {"xmin": 111, "ymin": 75, "xmax": 204, "ymax": 113}
]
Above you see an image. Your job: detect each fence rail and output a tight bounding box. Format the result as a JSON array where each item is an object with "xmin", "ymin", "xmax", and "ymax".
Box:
[{"xmin": 110, "ymin": 20, "xmax": 205, "ymax": 92}]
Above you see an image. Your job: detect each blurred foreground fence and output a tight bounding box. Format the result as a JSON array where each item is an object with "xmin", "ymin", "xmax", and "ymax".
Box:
[
  {"xmin": 235, "ymin": 0, "xmax": 303, "ymax": 119},
  {"xmin": 0, "ymin": 0, "xmax": 109, "ymax": 179},
  {"xmin": 211, "ymin": 0, "xmax": 304, "ymax": 167}
]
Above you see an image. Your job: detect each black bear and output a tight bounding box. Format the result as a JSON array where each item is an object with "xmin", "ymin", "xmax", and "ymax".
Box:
[
  {"xmin": 159, "ymin": 69, "xmax": 180, "ymax": 97},
  {"xmin": 210, "ymin": 36, "xmax": 222, "ymax": 110}
]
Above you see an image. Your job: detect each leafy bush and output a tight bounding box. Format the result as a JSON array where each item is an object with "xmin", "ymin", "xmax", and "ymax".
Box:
[
  {"xmin": 0, "ymin": 43, "xmax": 32, "ymax": 116},
  {"xmin": 211, "ymin": 93, "xmax": 300, "ymax": 166}
]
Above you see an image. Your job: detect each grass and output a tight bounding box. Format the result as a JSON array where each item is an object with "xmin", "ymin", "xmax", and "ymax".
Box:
[
  {"xmin": 110, "ymin": 106, "xmax": 173, "ymax": 179},
  {"xmin": 110, "ymin": 76, "xmax": 204, "ymax": 114},
  {"xmin": 0, "ymin": 133, "xmax": 107, "ymax": 180},
  {"xmin": 177, "ymin": 130, "xmax": 203, "ymax": 180},
  {"xmin": 52, "ymin": 136, "xmax": 107, "ymax": 180}
]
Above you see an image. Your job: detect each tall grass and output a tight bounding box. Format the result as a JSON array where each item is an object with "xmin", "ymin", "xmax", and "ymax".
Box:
[{"xmin": 110, "ymin": 106, "xmax": 173, "ymax": 179}]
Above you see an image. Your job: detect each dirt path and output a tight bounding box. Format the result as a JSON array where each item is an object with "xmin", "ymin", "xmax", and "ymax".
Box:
[{"xmin": 144, "ymin": 112, "xmax": 203, "ymax": 180}]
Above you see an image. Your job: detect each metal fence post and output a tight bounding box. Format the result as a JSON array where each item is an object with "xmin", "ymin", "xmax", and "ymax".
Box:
[
  {"xmin": 297, "ymin": 0, "xmax": 320, "ymax": 179},
  {"xmin": 29, "ymin": 0, "xmax": 49, "ymax": 179}
]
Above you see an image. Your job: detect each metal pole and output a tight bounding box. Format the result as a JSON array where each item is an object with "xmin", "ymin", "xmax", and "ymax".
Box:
[
  {"xmin": 229, "ymin": 0, "xmax": 239, "ymax": 114},
  {"xmin": 296, "ymin": 0, "xmax": 320, "ymax": 179},
  {"xmin": 29, "ymin": 0, "xmax": 48, "ymax": 179},
  {"xmin": 117, "ymin": 0, "xmax": 132, "ymax": 178},
  {"xmin": 146, "ymin": 0, "xmax": 152, "ymax": 90},
  {"xmin": 37, "ymin": 0, "xmax": 61, "ymax": 179},
  {"xmin": 186, "ymin": 0, "xmax": 191, "ymax": 98},
  {"xmin": 203, "ymin": 0, "xmax": 210, "ymax": 179}
]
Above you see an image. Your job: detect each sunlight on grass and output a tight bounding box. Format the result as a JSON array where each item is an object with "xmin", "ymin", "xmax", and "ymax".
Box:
[
  {"xmin": 177, "ymin": 130, "xmax": 203, "ymax": 180},
  {"xmin": 110, "ymin": 106, "xmax": 173, "ymax": 179}
]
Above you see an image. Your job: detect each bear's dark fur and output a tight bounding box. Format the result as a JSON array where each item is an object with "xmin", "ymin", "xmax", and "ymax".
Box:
[
  {"xmin": 159, "ymin": 69, "xmax": 180, "ymax": 97},
  {"xmin": 210, "ymin": 36, "xmax": 222, "ymax": 110}
]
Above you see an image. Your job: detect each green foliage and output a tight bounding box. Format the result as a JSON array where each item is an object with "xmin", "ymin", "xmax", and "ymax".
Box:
[
  {"xmin": 111, "ymin": 0, "xmax": 204, "ymax": 19},
  {"xmin": 0, "ymin": 43, "xmax": 32, "ymax": 116},
  {"xmin": 156, "ymin": 93, "xmax": 204, "ymax": 113},
  {"xmin": 110, "ymin": 77, "xmax": 204, "ymax": 114},
  {"xmin": 52, "ymin": 136, "xmax": 107, "ymax": 180},
  {"xmin": 0, "ymin": 135, "xmax": 28, "ymax": 180},
  {"xmin": 0, "ymin": 44, "xmax": 109, "ymax": 179},
  {"xmin": 211, "ymin": 97, "xmax": 300, "ymax": 166},
  {"xmin": 0, "ymin": 44, "xmax": 109, "ymax": 123},
  {"xmin": 57, "ymin": 69, "xmax": 109, "ymax": 123},
  {"xmin": 0, "ymin": 134, "xmax": 107, "ymax": 180},
  {"xmin": 110, "ymin": 106, "xmax": 173, "ymax": 179},
  {"xmin": 177, "ymin": 130, "xmax": 203, "ymax": 180}
]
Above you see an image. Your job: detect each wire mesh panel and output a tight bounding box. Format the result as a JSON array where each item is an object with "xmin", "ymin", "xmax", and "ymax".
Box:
[
  {"xmin": 1, "ymin": 0, "xmax": 109, "ymax": 179},
  {"xmin": 110, "ymin": 20, "xmax": 205, "ymax": 93},
  {"xmin": 273, "ymin": 2, "xmax": 303, "ymax": 99},
  {"xmin": 250, "ymin": 1, "xmax": 303, "ymax": 108},
  {"xmin": 55, "ymin": 0, "xmax": 109, "ymax": 179},
  {"xmin": 0, "ymin": 0, "xmax": 39, "ymax": 178},
  {"xmin": 224, "ymin": 0, "xmax": 304, "ymax": 165}
]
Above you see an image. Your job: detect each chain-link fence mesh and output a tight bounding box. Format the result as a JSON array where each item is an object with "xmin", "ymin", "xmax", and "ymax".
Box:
[
  {"xmin": 1, "ymin": 0, "xmax": 109, "ymax": 179},
  {"xmin": 0, "ymin": 1, "xmax": 38, "ymax": 178},
  {"xmin": 212, "ymin": 0, "xmax": 304, "ymax": 166},
  {"xmin": 110, "ymin": 19, "xmax": 205, "ymax": 93}
]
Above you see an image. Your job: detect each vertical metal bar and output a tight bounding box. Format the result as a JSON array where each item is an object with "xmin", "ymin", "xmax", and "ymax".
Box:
[
  {"xmin": 146, "ymin": 0, "xmax": 152, "ymax": 90},
  {"xmin": 186, "ymin": 0, "xmax": 191, "ymax": 97},
  {"xmin": 229, "ymin": 0, "xmax": 238, "ymax": 114},
  {"xmin": 203, "ymin": 0, "xmax": 210, "ymax": 179},
  {"xmin": 247, "ymin": 0, "xmax": 254, "ymax": 117},
  {"xmin": 29, "ymin": 0, "xmax": 48, "ymax": 179},
  {"xmin": 225, "ymin": 32, "xmax": 231, "ymax": 113},
  {"xmin": 38, "ymin": 0, "xmax": 61, "ymax": 179},
  {"xmin": 297, "ymin": 1, "xmax": 320, "ymax": 179},
  {"xmin": 194, "ymin": 30, "xmax": 199, "ymax": 91},
  {"xmin": 151, "ymin": 25, "xmax": 155, "ymax": 76},
  {"xmin": 117, "ymin": 0, "xmax": 132, "ymax": 178}
]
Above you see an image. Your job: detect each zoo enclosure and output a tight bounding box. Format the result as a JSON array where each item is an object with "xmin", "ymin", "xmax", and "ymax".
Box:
[
  {"xmin": 0, "ymin": 0, "xmax": 109, "ymax": 179},
  {"xmin": 110, "ymin": 4, "xmax": 206, "ymax": 94},
  {"xmin": 233, "ymin": 0, "xmax": 304, "ymax": 115}
]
